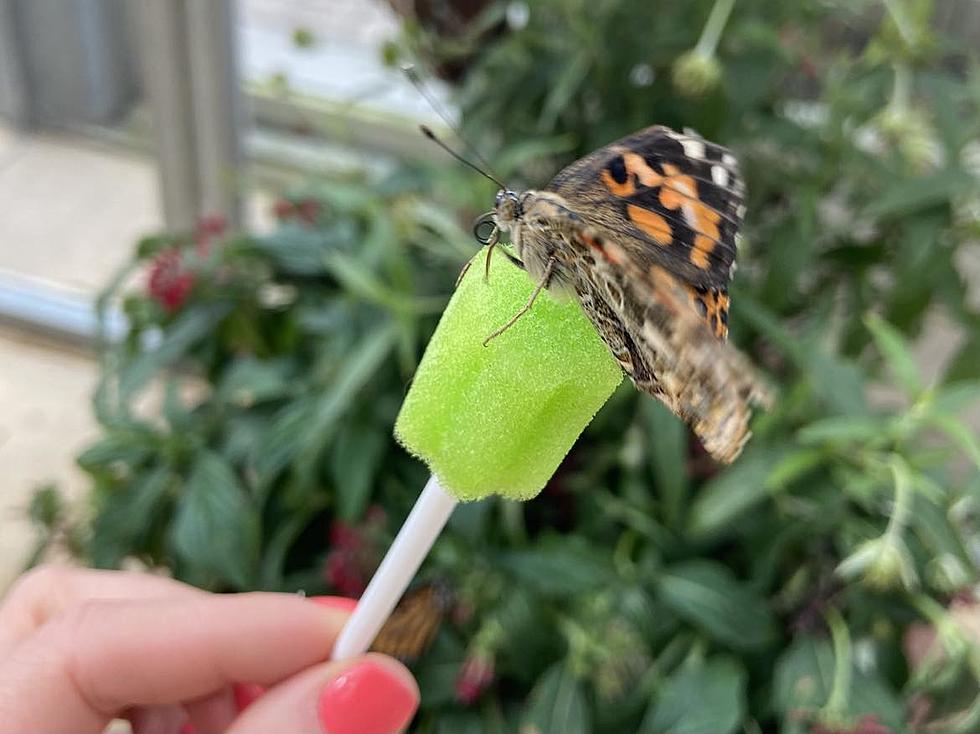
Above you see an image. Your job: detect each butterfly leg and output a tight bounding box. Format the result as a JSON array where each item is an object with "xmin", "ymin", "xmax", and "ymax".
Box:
[
  {"xmin": 454, "ymin": 258, "xmax": 473, "ymax": 288},
  {"xmin": 455, "ymin": 247, "xmax": 526, "ymax": 288},
  {"xmin": 480, "ymin": 228, "xmax": 525, "ymax": 282},
  {"xmin": 483, "ymin": 257, "xmax": 555, "ymax": 347}
]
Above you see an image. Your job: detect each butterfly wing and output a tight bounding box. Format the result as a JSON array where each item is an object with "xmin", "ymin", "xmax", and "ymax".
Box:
[
  {"xmin": 547, "ymin": 125, "xmax": 744, "ymax": 338},
  {"xmin": 370, "ymin": 583, "xmax": 451, "ymax": 664},
  {"xmin": 517, "ymin": 193, "xmax": 770, "ymax": 463}
]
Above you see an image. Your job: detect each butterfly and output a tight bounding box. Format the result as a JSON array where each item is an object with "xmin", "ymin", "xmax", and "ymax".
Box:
[
  {"xmin": 370, "ymin": 582, "xmax": 452, "ymax": 664},
  {"xmin": 478, "ymin": 125, "xmax": 772, "ymax": 463}
]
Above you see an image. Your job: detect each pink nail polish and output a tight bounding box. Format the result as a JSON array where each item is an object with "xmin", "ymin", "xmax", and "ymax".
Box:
[
  {"xmin": 311, "ymin": 595, "xmax": 359, "ymax": 613},
  {"xmin": 317, "ymin": 660, "xmax": 419, "ymax": 734}
]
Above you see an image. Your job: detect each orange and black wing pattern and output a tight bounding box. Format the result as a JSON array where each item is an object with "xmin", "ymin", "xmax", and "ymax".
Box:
[{"xmin": 547, "ymin": 125, "xmax": 745, "ymax": 339}]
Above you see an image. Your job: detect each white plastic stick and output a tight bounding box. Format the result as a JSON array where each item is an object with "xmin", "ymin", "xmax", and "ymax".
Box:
[{"xmin": 331, "ymin": 474, "xmax": 458, "ymax": 660}]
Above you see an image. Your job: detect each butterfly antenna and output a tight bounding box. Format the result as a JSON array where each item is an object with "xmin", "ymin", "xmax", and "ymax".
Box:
[
  {"xmin": 403, "ymin": 64, "xmax": 507, "ymax": 189},
  {"xmin": 419, "ymin": 125, "xmax": 507, "ymax": 189}
]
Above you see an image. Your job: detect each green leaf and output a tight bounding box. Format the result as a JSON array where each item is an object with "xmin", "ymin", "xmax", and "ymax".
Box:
[
  {"xmin": 539, "ymin": 51, "xmax": 591, "ymax": 131},
  {"xmin": 219, "ymin": 358, "xmax": 292, "ymax": 407},
  {"xmin": 254, "ymin": 226, "xmax": 332, "ymax": 275},
  {"xmin": 797, "ymin": 416, "xmax": 890, "ymax": 445},
  {"xmin": 657, "ymin": 561, "xmax": 776, "ymax": 651},
  {"xmin": 117, "ymin": 304, "xmax": 230, "ymax": 402},
  {"xmin": 415, "ymin": 631, "xmax": 466, "ymax": 707},
  {"xmin": 498, "ymin": 537, "xmax": 613, "ymax": 596},
  {"xmin": 170, "ymin": 451, "xmax": 259, "ymax": 589},
  {"xmin": 930, "ymin": 380, "xmax": 980, "ymax": 416},
  {"xmin": 323, "ymin": 252, "xmax": 444, "ymax": 315},
  {"xmin": 435, "ymin": 710, "xmax": 488, "ymax": 734},
  {"xmin": 331, "ymin": 423, "xmax": 386, "ymax": 522},
  {"xmin": 90, "ymin": 467, "xmax": 171, "ymax": 568},
  {"xmin": 929, "ymin": 413, "xmax": 980, "ymax": 472},
  {"xmin": 687, "ymin": 445, "xmax": 787, "ymax": 538},
  {"xmin": 864, "ymin": 313, "xmax": 923, "ymax": 396},
  {"xmin": 293, "ymin": 324, "xmax": 398, "ymax": 482},
  {"xmin": 765, "ymin": 448, "xmax": 826, "ymax": 490},
  {"xmin": 253, "ymin": 400, "xmax": 317, "ymax": 486},
  {"xmin": 943, "ymin": 333, "xmax": 980, "ymax": 383},
  {"xmin": 806, "ymin": 351, "xmax": 869, "ymax": 416},
  {"xmin": 28, "ymin": 484, "xmax": 63, "ymax": 528},
  {"xmin": 772, "ymin": 636, "xmax": 834, "ymax": 716},
  {"xmin": 521, "ymin": 663, "xmax": 591, "ymax": 734},
  {"xmin": 77, "ymin": 427, "xmax": 157, "ymax": 474},
  {"xmin": 257, "ymin": 495, "xmax": 328, "ymax": 590},
  {"xmin": 910, "ymin": 493, "xmax": 976, "ymax": 589},
  {"xmin": 162, "ymin": 379, "xmax": 194, "ymax": 432},
  {"xmin": 865, "ymin": 169, "xmax": 974, "ymax": 220},
  {"xmin": 643, "ymin": 400, "xmax": 688, "ymax": 529},
  {"xmin": 641, "ymin": 657, "xmax": 746, "ymax": 734},
  {"xmin": 773, "ymin": 636, "xmax": 903, "ymax": 730}
]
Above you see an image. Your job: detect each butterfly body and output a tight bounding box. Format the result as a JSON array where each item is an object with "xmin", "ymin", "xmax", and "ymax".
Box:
[{"xmin": 490, "ymin": 125, "xmax": 770, "ymax": 463}]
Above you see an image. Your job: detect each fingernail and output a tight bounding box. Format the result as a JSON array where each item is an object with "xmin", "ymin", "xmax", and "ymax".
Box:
[
  {"xmin": 311, "ymin": 595, "xmax": 359, "ymax": 613},
  {"xmin": 233, "ymin": 682, "xmax": 265, "ymax": 711},
  {"xmin": 317, "ymin": 660, "xmax": 419, "ymax": 734}
]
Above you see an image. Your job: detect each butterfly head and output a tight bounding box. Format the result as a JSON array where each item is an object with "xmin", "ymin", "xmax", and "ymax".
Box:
[{"xmin": 493, "ymin": 189, "xmax": 522, "ymax": 228}]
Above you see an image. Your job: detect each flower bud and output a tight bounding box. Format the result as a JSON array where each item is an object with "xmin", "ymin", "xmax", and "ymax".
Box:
[{"xmin": 672, "ymin": 50, "xmax": 722, "ymax": 97}]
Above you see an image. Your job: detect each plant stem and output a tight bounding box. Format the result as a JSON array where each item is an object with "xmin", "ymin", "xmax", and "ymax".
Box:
[
  {"xmin": 695, "ymin": 0, "xmax": 736, "ymax": 57},
  {"xmin": 823, "ymin": 607, "xmax": 853, "ymax": 718},
  {"xmin": 885, "ymin": 454, "xmax": 912, "ymax": 540},
  {"xmin": 889, "ymin": 61, "xmax": 912, "ymax": 115}
]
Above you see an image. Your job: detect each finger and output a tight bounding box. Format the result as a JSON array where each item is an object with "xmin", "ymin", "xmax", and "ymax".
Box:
[
  {"xmin": 0, "ymin": 592, "xmax": 347, "ymax": 733},
  {"xmin": 184, "ymin": 686, "xmax": 237, "ymax": 734},
  {"xmin": 127, "ymin": 704, "xmax": 188, "ymax": 734},
  {"xmin": 229, "ymin": 654, "xmax": 419, "ymax": 734},
  {"xmin": 182, "ymin": 598, "xmax": 357, "ymax": 733},
  {"xmin": 0, "ymin": 565, "xmax": 203, "ymax": 653}
]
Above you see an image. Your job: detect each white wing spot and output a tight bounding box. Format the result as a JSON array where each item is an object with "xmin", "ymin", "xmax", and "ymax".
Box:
[
  {"xmin": 711, "ymin": 165, "xmax": 729, "ymax": 186},
  {"xmin": 680, "ymin": 138, "xmax": 706, "ymax": 160},
  {"xmin": 722, "ymin": 153, "xmax": 737, "ymax": 167},
  {"xmin": 736, "ymin": 204, "xmax": 747, "ymax": 219}
]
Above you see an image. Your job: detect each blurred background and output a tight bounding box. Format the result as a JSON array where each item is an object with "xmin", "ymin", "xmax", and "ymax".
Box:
[{"xmin": 3, "ymin": 1, "xmax": 980, "ymax": 732}]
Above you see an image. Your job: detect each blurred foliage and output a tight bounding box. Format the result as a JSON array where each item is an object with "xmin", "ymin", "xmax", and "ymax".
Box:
[{"xmin": 29, "ymin": 0, "xmax": 980, "ymax": 731}]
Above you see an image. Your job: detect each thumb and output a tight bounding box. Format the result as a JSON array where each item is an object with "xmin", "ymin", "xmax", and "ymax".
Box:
[{"xmin": 228, "ymin": 653, "xmax": 419, "ymax": 734}]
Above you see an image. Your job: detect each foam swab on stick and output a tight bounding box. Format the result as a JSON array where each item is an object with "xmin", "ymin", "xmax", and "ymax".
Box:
[{"xmin": 331, "ymin": 247, "xmax": 622, "ymax": 660}]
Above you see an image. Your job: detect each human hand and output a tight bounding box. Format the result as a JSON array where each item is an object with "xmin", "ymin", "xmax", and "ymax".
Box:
[{"xmin": 0, "ymin": 566, "xmax": 419, "ymax": 733}]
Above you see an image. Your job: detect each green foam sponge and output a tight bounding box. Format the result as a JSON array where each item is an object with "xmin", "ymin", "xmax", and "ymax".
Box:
[{"xmin": 395, "ymin": 247, "xmax": 623, "ymax": 501}]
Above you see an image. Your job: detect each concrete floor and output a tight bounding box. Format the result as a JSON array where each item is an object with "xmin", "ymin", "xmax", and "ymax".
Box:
[
  {"xmin": 0, "ymin": 126, "xmax": 159, "ymax": 592},
  {"xmin": 0, "ymin": 327, "xmax": 99, "ymax": 592}
]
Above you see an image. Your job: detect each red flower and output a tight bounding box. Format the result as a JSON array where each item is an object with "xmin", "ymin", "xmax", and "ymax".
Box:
[
  {"xmin": 296, "ymin": 199, "xmax": 320, "ymax": 225},
  {"xmin": 147, "ymin": 249, "xmax": 194, "ymax": 313},
  {"xmin": 455, "ymin": 651, "xmax": 495, "ymax": 705},
  {"xmin": 329, "ymin": 519, "xmax": 363, "ymax": 551},
  {"xmin": 197, "ymin": 213, "xmax": 227, "ymax": 237},
  {"xmin": 271, "ymin": 197, "xmax": 321, "ymax": 226},
  {"xmin": 273, "ymin": 198, "xmax": 295, "ymax": 220},
  {"xmin": 325, "ymin": 550, "xmax": 366, "ymax": 598},
  {"xmin": 195, "ymin": 213, "xmax": 227, "ymax": 256},
  {"xmin": 323, "ymin": 511, "xmax": 389, "ymax": 598}
]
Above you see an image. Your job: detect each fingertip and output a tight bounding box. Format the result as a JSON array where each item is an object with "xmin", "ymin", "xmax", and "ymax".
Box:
[
  {"xmin": 317, "ymin": 654, "xmax": 419, "ymax": 734},
  {"xmin": 227, "ymin": 655, "xmax": 419, "ymax": 734}
]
